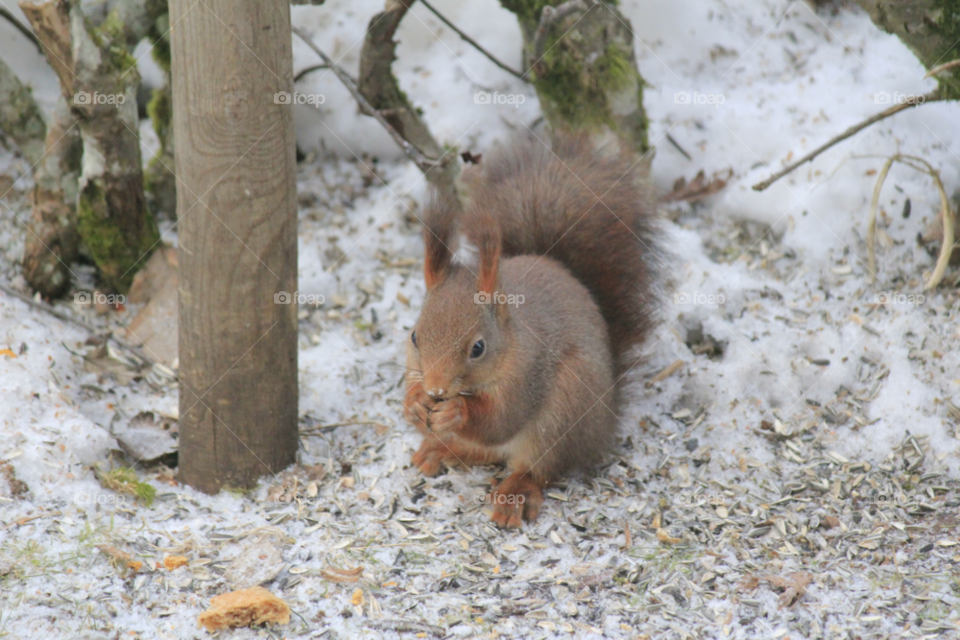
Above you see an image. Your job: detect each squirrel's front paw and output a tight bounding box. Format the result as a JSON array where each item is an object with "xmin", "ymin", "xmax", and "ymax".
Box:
[
  {"xmin": 428, "ymin": 396, "xmax": 467, "ymax": 434},
  {"xmin": 403, "ymin": 382, "xmax": 434, "ymax": 433}
]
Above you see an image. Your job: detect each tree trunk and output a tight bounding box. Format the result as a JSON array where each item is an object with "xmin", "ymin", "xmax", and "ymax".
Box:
[
  {"xmin": 0, "ymin": 58, "xmax": 46, "ymax": 167},
  {"xmin": 856, "ymin": 0, "xmax": 960, "ymax": 100},
  {"xmin": 0, "ymin": 56, "xmax": 82, "ymax": 298},
  {"xmin": 20, "ymin": 0, "xmax": 160, "ymax": 293},
  {"xmin": 501, "ymin": 0, "xmax": 650, "ymax": 159},
  {"xmin": 21, "ymin": 99, "xmax": 82, "ymax": 297},
  {"xmin": 172, "ymin": 0, "xmax": 299, "ymax": 493}
]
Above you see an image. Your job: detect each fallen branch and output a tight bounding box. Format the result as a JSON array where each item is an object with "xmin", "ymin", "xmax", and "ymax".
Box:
[
  {"xmin": 0, "ymin": 282, "xmax": 157, "ymax": 366},
  {"xmin": 752, "ymin": 91, "xmax": 942, "ymax": 191},
  {"xmin": 299, "ymin": 421, "xmax": 380, "ymax": 434},
  {"xmin": 419, "ymin": 0, "xmax": 525, "ymax": 80}
]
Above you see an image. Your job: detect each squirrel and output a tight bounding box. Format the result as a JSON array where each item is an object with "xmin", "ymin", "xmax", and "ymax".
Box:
[{"xmin": 404, "ymin": 134, "xmax": 660, "ymax": 528}]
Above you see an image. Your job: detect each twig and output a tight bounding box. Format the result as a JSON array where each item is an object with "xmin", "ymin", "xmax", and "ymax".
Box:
[
  {"xmin": 0, "ymin": 6, "xmax": 42, "ymax": 53},
  {"xmin": 366, "ymin": 619, "xmax": 446, "ymax": 637},
  {"xmin": 666, "ymin": 133, "xmax": 692, "ymax": 161},
  {"xmin": 0, "ymin": 283, "xmax": 157, "ymax": 366},
  {"xmin": 418, "ymin": 0, "xmax": 525, "ymax": 81},
  {"xmin": 293, "ymin": 63, "xmax": 330, "ymax": 83},
  {"xmin": 862, "ymin": 154, "xmax": 955, "ymax": 290},
  {"xmin": 752, "ymin": 91, "xmax": 942, "ymax": 191},
  {"xmin": 924, "ymin": 59, "xmax": 960, "ymax": 78},
  {"xmin": 866, "ymin": 156, "xmax": 895, "ymax": 283},
  {"xmin": 299, "ymin": 421, "xmax": 380, "ymax": 434},
  {"xmin": 291, "ymin": 26, "xmax": 447, "ymax": 173}
]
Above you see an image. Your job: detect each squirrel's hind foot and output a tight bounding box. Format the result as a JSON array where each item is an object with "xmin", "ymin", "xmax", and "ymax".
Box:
[
  {"xmin": 411, "ymin": 436, "xmax": 453, "ymax": 476},
  {"xmin": 489, "ymin": 471, "xmax": 545, "ymax": 529}
]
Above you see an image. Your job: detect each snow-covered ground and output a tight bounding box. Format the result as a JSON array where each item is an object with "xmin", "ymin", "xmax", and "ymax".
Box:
[{"xmin": 2, "ymin": 0, "xmax": 960, "ymax": 638}]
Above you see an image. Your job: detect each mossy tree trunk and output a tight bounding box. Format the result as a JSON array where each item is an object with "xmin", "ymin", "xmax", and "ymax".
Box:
[
  {"xmin": 856, "ymin": 0, "xmax": 960, "ymax": 100},
  {"xmin": 0, "ymin": 58, "xmax": 46, "ymax": 167},
  {"xmin": 21, "ymin": 0, "xmax": 159, "ymax": 293},
  {"xmin": 0, "ymin": 56, "xmax": 82, "ymax": 297},
  {"xmin": 21, "ymin": 99, "xmax": 83, "ymax": 297},
  {"xmin": 501, "ymin": 0, "xmax": 650, "ymax": 159}
]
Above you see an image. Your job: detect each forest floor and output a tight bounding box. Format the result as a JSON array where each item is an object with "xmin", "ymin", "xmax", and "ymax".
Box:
[{"xmin": 1, "ymin": 0, "xmax": 960, "ymax": 638}]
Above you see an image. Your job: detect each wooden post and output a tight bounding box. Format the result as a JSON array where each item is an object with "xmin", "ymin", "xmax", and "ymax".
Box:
[{"xmin": 171, "ymin": 0, "xmax": 299, "ymax": 493}]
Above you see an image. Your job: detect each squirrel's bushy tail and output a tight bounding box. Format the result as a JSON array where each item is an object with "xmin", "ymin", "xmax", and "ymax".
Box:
[{"xmin": 461, "ymin": 134, "xmax": 661, "ymax": 375}]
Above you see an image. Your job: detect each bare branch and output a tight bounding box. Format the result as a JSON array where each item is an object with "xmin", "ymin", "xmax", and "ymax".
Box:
[
  {"xmin": 293, "ymin": 63, "xmax": 330, "ymax": 83},
  {"xmin": 752, "ymin": 91, "xmax": 942, "ymax": 192},
  {"xmin": 924, "ymin": 59, "xmax": 960, "ymax": 79},
  {"xmin": 291, "ymin": 25, "xmax": 447, "ymax": 174},
  {"xmin": 0, "ymin": 5, "xmax": 42, "ymax": 52},
  {"xmin": 418, "ymin": 0, "xmax": 525, "ymax": 81},
  {"xmin": 0, "ymin": 283, "xmax": 157, "ymax": 366}
]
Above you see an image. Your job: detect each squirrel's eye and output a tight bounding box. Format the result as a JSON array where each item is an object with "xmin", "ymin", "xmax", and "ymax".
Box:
[
  {"xmin": 411, "ymin": 331, "xmax": 418, "ymax": 348},
  {"xmin": 470, "ymin": 339, "xmax": 485, "ymax": 359}
]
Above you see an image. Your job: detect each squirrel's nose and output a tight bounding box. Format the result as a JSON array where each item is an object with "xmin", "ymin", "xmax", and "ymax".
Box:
[{"xmin": 426, "ymin": 388, "xmax": 445, "ymax": 399}]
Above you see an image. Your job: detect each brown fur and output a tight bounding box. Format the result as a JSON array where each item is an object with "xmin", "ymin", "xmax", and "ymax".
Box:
[{"xmin": 405, "ymin": 134, "xmax": 660, "ymax": 528}]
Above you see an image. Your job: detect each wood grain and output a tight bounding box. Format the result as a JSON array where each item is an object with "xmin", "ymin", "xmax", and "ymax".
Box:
[{"xmin": 172, "ymin": 0, "xmax": 298, "ymax": 492}]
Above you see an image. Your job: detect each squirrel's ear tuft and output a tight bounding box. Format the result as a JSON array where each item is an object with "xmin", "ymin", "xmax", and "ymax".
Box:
[
  {"xmin": 472, "ymin": 209, "xmax": 502, "ymax": 298},
  {"xmin": 422, "ymin": 191, "xmax": 459, "ymax": 289}
]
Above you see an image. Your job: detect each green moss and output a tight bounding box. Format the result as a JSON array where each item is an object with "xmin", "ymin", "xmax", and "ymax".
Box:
[
  {"xmin": 501, "ymin": 0, "xmax": 618, "ymax": 28},
  {"xmin": 596, "ymin": 42, "xmax": 636, "ymax": 93},
  {"xmin": 535, "ymin": 37, "xmax": 646, "ymax": 148},
  {"xmin": 146, "ymin": 0, "xmax": 171, "ymax": 75},
  {"xmin": 96, "ymin": 466, "xmax": 157, "ymax": 506},
  {"xmin": 932, "ymin": 0, "xmax": 960, "ymax": 100},
  {"xmin": 146, "ymin": 87, "xmax": 172, "ymax": 151},
  {"xmin": 78, "ymin": 182, "xmax": 160, "ymax": 293}
]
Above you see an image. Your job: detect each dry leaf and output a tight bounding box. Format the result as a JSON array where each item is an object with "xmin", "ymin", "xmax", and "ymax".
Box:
[
  {"xmin": 762, "ymin": 572, "xmax": 812, "ymax": 607},
  {"xmin": 656, "ymin": 528, "xmax": 681, "ymax": 545},
  {"xmin": 663, "ymin": 168, "xmax": 733, "ymax": 203}
]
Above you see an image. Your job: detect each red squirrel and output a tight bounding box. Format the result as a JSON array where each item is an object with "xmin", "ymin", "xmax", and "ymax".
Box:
[{"xmin": 404, "ymin": 134, "xmax": 659, "ymax": 528}]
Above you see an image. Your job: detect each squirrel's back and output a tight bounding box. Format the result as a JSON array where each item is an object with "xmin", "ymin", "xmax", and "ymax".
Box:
[{"xmin": 461, "ymin": 134, "xmax": 660, "ymax": 376}]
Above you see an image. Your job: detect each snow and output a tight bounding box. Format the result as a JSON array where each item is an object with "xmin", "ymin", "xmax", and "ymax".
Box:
[{"xmin": 2, "ymin": 0, "xmax": 960, "ymax": 638}]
